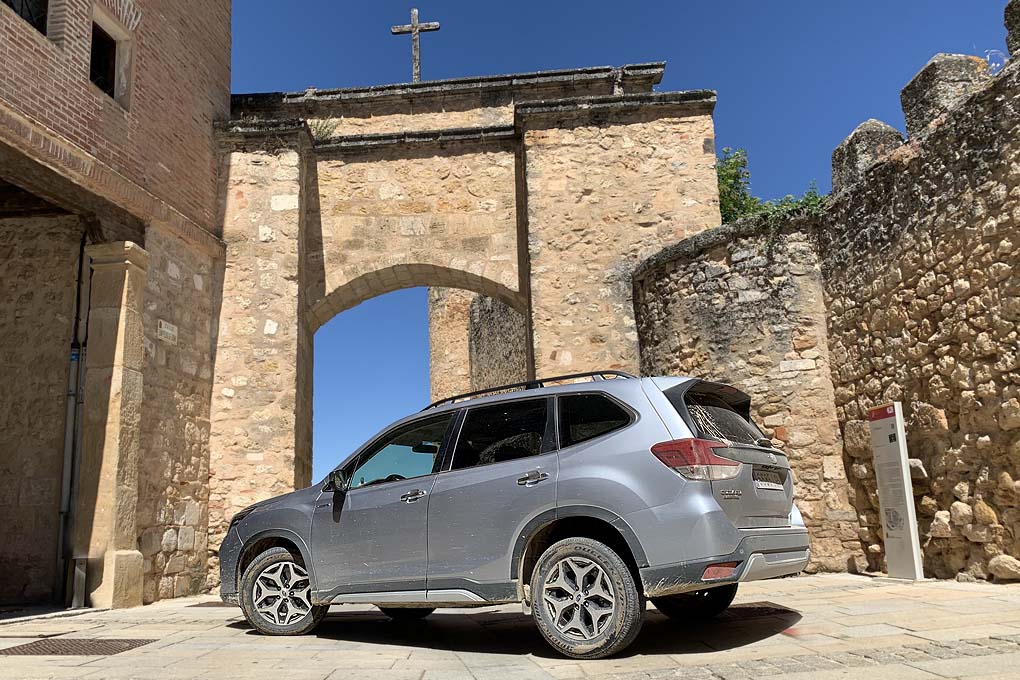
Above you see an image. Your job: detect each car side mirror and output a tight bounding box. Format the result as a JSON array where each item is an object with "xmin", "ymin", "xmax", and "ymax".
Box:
[{"xmin": 324, "ymin": 469, "xmax": 349, "ymax": 493}]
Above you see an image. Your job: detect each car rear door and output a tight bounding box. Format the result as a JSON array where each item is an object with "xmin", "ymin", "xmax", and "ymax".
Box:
[{"xmin": 425, "ymin": 397, "xmax": 557, "ymax": 599}]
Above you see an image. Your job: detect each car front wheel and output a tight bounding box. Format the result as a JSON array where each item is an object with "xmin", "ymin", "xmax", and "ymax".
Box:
[
  {"xmin": 652, "ymin": 583, "xmax": 738, "ymax": 621},
  {"xmin": 239, "ymin": 546, "xmax": 328, "ymax": 635},
  {"xmin": 531, "ymin": 537, "xmax": 644, "ymax": 659}
]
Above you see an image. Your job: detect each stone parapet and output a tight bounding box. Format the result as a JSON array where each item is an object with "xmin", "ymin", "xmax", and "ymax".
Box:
[
  {"xmin": 831, "ymin": 119, "xmax": 904, "ymax": 193},
  {"xmin": 900, "ymin": 53, "xmax": 991, "ymax": 138}
]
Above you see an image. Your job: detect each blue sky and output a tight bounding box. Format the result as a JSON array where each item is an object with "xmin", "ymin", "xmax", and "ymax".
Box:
[{"xmin": 231, "ymin": 1, "xmax": 1011, "ymax": 482}]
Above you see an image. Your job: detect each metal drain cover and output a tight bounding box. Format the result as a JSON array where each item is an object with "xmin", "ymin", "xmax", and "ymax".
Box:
[{"xmin": 0, "ymin": 638, "xmax": 156, "ymax": 656}]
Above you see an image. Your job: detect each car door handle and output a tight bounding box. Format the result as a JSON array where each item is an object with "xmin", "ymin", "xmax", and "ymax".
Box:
[
  {"xmin": 400, "ymin": 489, "xmax": 427, "ymax": 503},
  {"xmin": 517, "ymin": 471, "xmax": 549, "ymax": 487}
]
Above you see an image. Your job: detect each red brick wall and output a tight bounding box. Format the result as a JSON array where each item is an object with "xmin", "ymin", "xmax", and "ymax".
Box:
[{"xmin": 0, "ymin": 0, "xmax": 230, "ymax": 231}]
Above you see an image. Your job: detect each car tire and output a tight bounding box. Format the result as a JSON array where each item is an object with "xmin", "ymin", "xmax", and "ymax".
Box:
[
  {"xmin": 531, "ymin": 537, "xmax": 644, "ymax": 659},
  {"xmin": 652, "ymin": 583, "xmax": 738, "ymax": 621},
  {"xmin": 378, "ymin": 607, "xmax": 435, "ymax": 621},
  {"xmin": 239, "ymin": 546, "xmax": 328, "ymax": 636}
]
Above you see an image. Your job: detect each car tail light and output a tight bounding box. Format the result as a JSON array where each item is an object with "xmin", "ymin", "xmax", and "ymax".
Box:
[
  {"xmin": 702, "ymin": 562, "xmax": 739, "ymax": 580},
  {"xmin": 650, "ymin": 438, "xmax": 741, "ymax": 481}
]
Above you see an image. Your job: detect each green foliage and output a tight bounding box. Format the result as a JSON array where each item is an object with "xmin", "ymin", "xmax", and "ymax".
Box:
[{"xmin": 716, "ymin": 147, "xmax": 826, "ymax": 225}]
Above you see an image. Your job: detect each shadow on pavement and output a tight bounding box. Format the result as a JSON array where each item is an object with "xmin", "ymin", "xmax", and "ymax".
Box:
[{"xmin": 228, "ymin": 601, "xmax": 801, "ymax": 658}]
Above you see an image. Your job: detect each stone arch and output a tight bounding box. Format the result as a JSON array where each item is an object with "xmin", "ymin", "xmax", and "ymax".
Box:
[{"xmin": 306, "ymin": 259, "xmax": 524, "ymax": 333}]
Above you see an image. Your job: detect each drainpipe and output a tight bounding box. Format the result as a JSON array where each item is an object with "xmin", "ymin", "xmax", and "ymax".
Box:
[{"xmin": 57, "ymin": 233, "xmax": 90, "ymax": 606}]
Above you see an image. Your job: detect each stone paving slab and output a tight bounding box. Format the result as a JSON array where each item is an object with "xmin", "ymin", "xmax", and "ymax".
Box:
[{"xmin": 2, "ymin": 575, "xmax": 1020, "ymax": 679}]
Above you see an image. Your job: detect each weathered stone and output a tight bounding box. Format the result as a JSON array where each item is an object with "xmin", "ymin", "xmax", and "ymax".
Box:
[
  {"xmin": 989, "ymin": 554, "xmax": 1020, "ymax": 581},
  {"xmin": 831, "ymin": 119, "xmax": 904, "ymax": 192},
  {"xmin": 973, "ymin": 499, "xmax": 998, "ymax": 526},
  {"xmin": 950, "ymin": 501, "xmax": 974, "ymax": 526},
  {"xmin": 1007, "ymin": 0, "xmax": 1020, "ymax": 57},
  {"xmin": 900, "ymin": 53, "xmax": 991, "ymax": 137},
  {"xmin": 909, "ymin": 458, "xmax": 928, "ymax": 481},
  {"xmin": 930, "ymin": 511, "xmax": 953, "ymax": 538}
]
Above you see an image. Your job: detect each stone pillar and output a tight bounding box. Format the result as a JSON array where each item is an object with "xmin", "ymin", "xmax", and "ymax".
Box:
[
  {"xmin": 831, "ymin": 120, "xmax": 904, "ymax": 193},
  {"xmin": 900, "ymin": 54, "xmax": 991, "ymax": 138},
  {"xmin": 1007, "ymin": 0, "xmax": 1019, "ymax": 57},
  {"xmin": 428, "ymin": 287, "xmax": 473, "ymax": 403},
  {"xmin": 208, "ymin": 146, "xmax": 309, "ymax": 581},
  {"xmin": 73, "ymin": 241, "xmax": 149, "ymax": 609}
]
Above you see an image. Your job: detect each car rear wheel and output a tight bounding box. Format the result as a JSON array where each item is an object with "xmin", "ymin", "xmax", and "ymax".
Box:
[
  {"xmin": 652, "ymin": 583, "xmax": 738, "ymax": 621},
  {"xmin": 531, "ymin": 537, "xmax": 644, "ymax": 659},
  {"xmin": 240, "ymin": 546, "xmax": 328, "ymax": 635},
  {"xmin": 378, "ymin": 607, "xmax": 435, "ymax": 621}
]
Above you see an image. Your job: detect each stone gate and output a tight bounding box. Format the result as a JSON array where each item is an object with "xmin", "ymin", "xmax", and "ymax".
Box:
[{"xmin": 206, "ymin": 64, "xmax": 722, "ymax": 575}]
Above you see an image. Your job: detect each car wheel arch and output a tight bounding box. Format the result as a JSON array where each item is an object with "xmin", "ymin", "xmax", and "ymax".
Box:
[
  {"xmin": 236, "ymin": 529, "xmax": 316, "ymax": 593},
  {"xmin": 512, "ymin": 506, "xmax": 648, "ymax": 598}
]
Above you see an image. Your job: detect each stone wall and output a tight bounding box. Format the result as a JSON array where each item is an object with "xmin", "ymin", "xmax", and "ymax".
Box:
[
  {"xmin": 427, "ymin": 287, "xmax": 530, "ymax": 402},
  {"xmin": 428, "ymin": 287, "xmax": 473, "ymax": 402},
  {"xmin": 0, "ymin": 215, "xmax": 82, "ymax": 603},
  {"xmin": 207, "ymin": 145, "xmax": 310, "ymax": 586},
  {"xmin": 821, "ymin": 58, "xmax": 1020, "ymax": 580},
  {"xmin": 309, "ymin": 143, "xmax": 522, "ymax": 326},
  {"xmin": 136, "ymin": 225, "xmax": 218, "ymax": 602},
  {"xmin": 469, "ymin": 293, "xmax": 529, "ymax": 390},
  {"xmin": 633, "ymin": 217, "xmax": 865, "ymax": 573},
  {"xmin": 523, "ymin": 97, "xmax": 721, "ymax": 377}
]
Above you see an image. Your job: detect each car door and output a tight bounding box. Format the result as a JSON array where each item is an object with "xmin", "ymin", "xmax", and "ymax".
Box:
[
  {"xmin": 426, "ymin": 397, "xmax": 557, "ymax": 599},
  {"xmin": 310, "ymin": 412, "xmax": 455, "ymax": 598}
]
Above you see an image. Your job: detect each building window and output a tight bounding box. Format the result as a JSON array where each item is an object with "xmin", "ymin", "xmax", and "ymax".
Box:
[
  {"xmin": 89, "ymin": 22, "xmax": 117, "ymax": 98},
  {"xmin": 88, "ymin": 7, "xmax": 133, "ymax": 107},
  {"xmin": 3, "ymin": 0, "xmax": 48, "ymax": 34}
]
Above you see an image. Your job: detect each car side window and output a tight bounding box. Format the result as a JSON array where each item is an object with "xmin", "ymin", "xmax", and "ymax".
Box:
[
  {"xmin": 559, "ymin": 393, "xmax": 632, "ymax": 447},
  {"xmin": 349, "ymin": 413, "xmax": 453, "ymax": 489},
  {"xmin": 451, "ymin": 398, "xmax": 549, "ymax": 471}
]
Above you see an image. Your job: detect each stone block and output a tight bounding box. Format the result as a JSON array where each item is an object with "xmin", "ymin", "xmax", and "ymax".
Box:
[
  {"xmin": 178, "ymin": 526, "xmax": 196, "ymax": 552},
  {"xmin": 900, "ymin": 54, "xmax": 991, "ymax": 137},
  {"xmin": 989, "ymin": 554, "xmax": 1020, "ymax": 581},
  {"xmin": 1008, "ymin": 0, "xmax": 1020, "ymax": 57},
  {"xmin": 161, "ymin": 528, "xmax": 178, "ymax": 553},
  {"xmin": 831, "ymin": 119, "xmax": 904, "ymax": 192}
]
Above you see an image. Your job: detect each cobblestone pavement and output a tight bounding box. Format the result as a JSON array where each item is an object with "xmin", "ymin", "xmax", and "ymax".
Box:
[{"xmin": 3, "ymin": 574, "xmax": 1020, "ymax": 679}]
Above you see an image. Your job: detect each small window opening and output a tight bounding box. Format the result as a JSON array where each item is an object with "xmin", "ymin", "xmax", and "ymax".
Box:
[
  {"xmin": 3, "ymin": 0, "xmax": 48, "ymax": 34},
  {"xmin": 90, "ymin": 22, "xmax": 118, "ymax": 99}
]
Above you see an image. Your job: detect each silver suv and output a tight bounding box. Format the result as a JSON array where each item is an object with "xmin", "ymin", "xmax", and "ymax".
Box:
[{"xmin": 219, "ymin": 372, "xmax": 809, "ymax": 658}]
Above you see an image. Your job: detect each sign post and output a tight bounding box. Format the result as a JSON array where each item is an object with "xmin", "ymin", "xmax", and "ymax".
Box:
[{"xmin": 867, "ymin": 402, "xmax": 924, "ymax": 580}]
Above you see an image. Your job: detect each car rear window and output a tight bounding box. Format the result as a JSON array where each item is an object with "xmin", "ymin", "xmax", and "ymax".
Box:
[
  {"xmin": 664, "ymin": 384, "xmax": 764, "ymax": 446},
  {"xmin": 558, "ymin": 393, "xmax": 632, "ymax": 447}
]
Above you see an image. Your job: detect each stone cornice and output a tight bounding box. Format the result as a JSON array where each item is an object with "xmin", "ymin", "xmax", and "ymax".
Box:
[
  {"xmin": 515, "ymin": 90, "xmax": 717, "ymax": 130},
  {"xmin": 214, "ymin": 119, "xmax": 313, "ymax": 152},
  {"xmin": 231, "ymin": 63, "xmax": 666, "ymax": 118},
  {"xmin": 314, "ymin": 125, "xmax": 516, "ymax": 155}
]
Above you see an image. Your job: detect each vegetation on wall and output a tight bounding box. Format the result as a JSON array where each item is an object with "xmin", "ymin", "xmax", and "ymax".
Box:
[{"xmin": 716, "ymin": 147, "xmax": 826, "ymax": 225}]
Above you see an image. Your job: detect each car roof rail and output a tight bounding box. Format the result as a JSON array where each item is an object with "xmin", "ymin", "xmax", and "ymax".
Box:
[{"xmin": 422, "ymin": 370, "xmax": 638, "ymax": 410}]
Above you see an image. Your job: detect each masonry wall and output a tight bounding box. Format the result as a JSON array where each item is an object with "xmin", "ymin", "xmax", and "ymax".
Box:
[
  {"xmin": 633, "ymin": 217, "xmax": 865, "ymax": 573},
  {"xmin": 427, "ymin": 287, "xmax": 529, "ymax": 402},
  {"xmin": 0, "ymin": 0, "xmax": 231, "ymax": 229},
  {"xmin": 309, "ymin": 144, "xmax": 521, "ymax": 325},
  {"xmin": 821, "ymin": 61, "xmax": 1020, "ymax": 580},
  {"xmin": 428, "ymin": 287, "xmax": 473, "ymax": 402},
  {"xmin": 0, "ymin": 215, "xmax": 82, "ymax": 603},
  {"xmin": 207, "ymin": 146, "xmax": 308, "ymax": 586},
  {"xmin": 135, "ymin": 225, "xmax": 218, "ymax": 602},
  {"xmin": 524, "ymin": 106, "xmax": 721, "ymax": 377},
  {"xmin": 469, "ymin": 293, "xmax": 529, "ymax": 390}
]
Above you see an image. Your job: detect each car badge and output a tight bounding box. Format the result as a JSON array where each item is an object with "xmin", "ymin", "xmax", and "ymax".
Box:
[{"xmin": 768, "ymin": 453, "xmax": 777, "ymax": 464}]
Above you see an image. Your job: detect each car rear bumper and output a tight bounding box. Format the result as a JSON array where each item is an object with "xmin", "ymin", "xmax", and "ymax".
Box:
[{"xmin": 639, "ymin": 528, "xmax": 809, "ymax": 598}]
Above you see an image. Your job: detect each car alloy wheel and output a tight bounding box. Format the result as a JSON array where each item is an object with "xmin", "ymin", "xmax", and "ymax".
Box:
[
  {"xmin": 252, "ymin": 560, "xmax": 313, "ymax": 626},
  {"xmin": 542, "ymin": 556, "xmax": 616, "ymax": 640}
]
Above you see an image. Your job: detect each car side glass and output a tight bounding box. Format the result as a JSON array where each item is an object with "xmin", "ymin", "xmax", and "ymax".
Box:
[{"xmin": 348, "ymin": 413, "xmax": 453, "ymax": 489}]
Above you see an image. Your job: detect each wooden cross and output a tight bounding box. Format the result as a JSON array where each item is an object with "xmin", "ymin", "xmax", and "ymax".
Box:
[{"xmin": 390, "ymin": 7, "xmax": 440, "ymax": 83}]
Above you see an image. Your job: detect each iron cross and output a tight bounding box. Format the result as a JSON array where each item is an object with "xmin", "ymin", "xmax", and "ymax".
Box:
[{"xmin": 390, "ymin": 7, "xmax": 440, "ymax": 83}]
